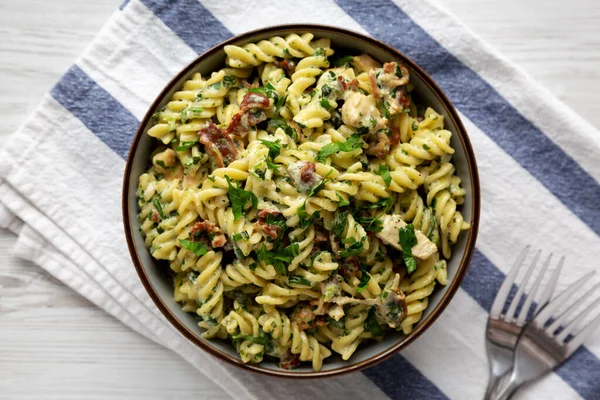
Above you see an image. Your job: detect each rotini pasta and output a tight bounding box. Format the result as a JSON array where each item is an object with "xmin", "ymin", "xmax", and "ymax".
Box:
[{"xmin": 137, "ymin": 34, "xmax": 470, "ymax": 371}]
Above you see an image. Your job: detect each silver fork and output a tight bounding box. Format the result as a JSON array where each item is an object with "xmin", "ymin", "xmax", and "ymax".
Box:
[
  {"xmin": 490, "ymin": 270, "xmax": 599, "ymax": 399},
  {"xmin": 484, "ymin": 247, "xmax": 563, "ymax": 399}
]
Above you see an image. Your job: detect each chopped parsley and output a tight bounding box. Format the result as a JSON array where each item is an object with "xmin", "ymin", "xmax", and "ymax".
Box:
[
  {"xmin": 288, "ymin": 276, "xmax": 312, "ymax": 287},
  {"xmin": 377, "ymin": 164, "xmax": 392, "ymax": 187},
  {"xmin": 339, "ymin": 237, "xmax": 366, "ymax": 257},
  {"xmin": 209, "ymin": 82, "xmax": 221, "ymax": 90},
  {"xmin": 249, "ymin": 82, "xmax": 277, "ymax": 98},
  {"xmin": 357, "ymin": 271, "xmax": 371, "ymax": 293},
  {"xmin": 152, "ymin": 198, "xmax": 164, "ymax": 219},
  {"xmin": 223, "ymin": 75, "xmax": 236, "ymax": 88},
  {"xmin": 332, "ymin": 210, "xmax": 349, "ymax": 239},
  {"xmin": 188, "ymin": 270, "xmax": 199, "ymax": 283},
  {"xmin": 398, "ymin": 224, "xmax": 418, "ymax": 274},
  {"xmin": 268, "ymin": 118, "xmax": 298, "ymax": 141},
  {"xmin": 225, "ymin": 176, "xmax": 258, "ymax": 220},
  {"xmin": 256, "ymin": 242, "xmax": 299, "ymax": 275},
  {"xmin": 175, "ymin": 140, "xmax": 198, "ymax": 152},
  {"xmin": 180, "ymin": 106, "xmax": 204, "ymax": 124},
  {"xmin": 232, "ymin": 231, "xmax": 250, "ymax": 241},
  {"xmin": 423, "ymin": 144, "xmax": 431, "ymax": 151},
  {"xmin": 320, "ymin": 98, "xmax": 333, "ymax": 111},
  {"xmin": 315, "ymin": 134, "xmax": 363, "ymax": 163},
  {"xmin": 411, "ymin": 121, "xmax": 419, "ymax": 132},
  {"xmin": 336, "ymin": 193, "xmax": 350, "ymax": 207},
  {"xmin": 179, "ymin": 239, "xmax": 208, "ymax": 256},
  {"xmin": 259, "ymin": 139, "xmax": 282, "ymax": 159},
  {"xmin": 364, "ymin": 307, "xmax": 383, "ymax": 336},
  {"xmin": 297, "ymin": 203, "xmax": 320, "ymax": 229},
  {"xmin": 308, "ymin": 178, "xmax": 327, "ymax": 197},
  {"xmin": 330, "ymin": 54, "xmax": 354, "ymax": 68}
]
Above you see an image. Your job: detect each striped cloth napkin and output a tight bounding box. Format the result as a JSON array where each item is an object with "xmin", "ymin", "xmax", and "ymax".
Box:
[{"xmin": 1, "ymin": 0, "xmax": 599, "ymax": 398}]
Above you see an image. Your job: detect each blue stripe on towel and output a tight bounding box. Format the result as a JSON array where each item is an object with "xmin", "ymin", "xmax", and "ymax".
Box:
[
  {"xmin": 464, "ymin": 249, "xmax": 600, "ymax": 398},
  {"xmin": 363, "ymin": 354, "xmax": 449, "ymax": 400},
  {"xmin": 139, "ymin": 0, "xmax": 232, "ymax": 54},
  {"xmin": 50, "ymin": 65, "xmax": 139, "ymax": 160},
  {"xmin": 335, "ymin": 0, "xmax": 600, "ymax": 239}
]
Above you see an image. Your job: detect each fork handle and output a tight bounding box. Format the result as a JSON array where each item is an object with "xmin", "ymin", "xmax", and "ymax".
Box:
[{"xmin": 488, "ymin": 370, "xmax": 524, "ymax": 400}]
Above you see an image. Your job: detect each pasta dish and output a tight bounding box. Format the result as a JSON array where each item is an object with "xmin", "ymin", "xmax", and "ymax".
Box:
[{"xmin": 137, "ymin": 33, "xmax": 469, "ymax": 371}]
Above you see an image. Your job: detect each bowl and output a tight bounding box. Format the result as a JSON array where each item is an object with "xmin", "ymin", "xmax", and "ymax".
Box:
[{"xmin": 122, "ymin": 24, "xmax": 480, "ymax": 378}]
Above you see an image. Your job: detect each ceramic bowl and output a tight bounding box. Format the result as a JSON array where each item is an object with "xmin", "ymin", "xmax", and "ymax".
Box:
[{"xmin": 122, "ymin": 24, "xmax": 480, "ymax": 378}]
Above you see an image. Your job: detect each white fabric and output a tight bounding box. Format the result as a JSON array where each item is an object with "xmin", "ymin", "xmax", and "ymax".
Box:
[{"xmin": 1, "ymin": 0, "xmax": 599, "ymax": 399}]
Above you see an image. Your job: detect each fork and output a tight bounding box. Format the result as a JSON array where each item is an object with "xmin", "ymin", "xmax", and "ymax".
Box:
[
  {"xmin": 484, "ymin": 247, "xmax": 563, "ymax": 399},
  {"xmin": 490, "ymin": 269, "xmax": 599, "ymax": 399}
]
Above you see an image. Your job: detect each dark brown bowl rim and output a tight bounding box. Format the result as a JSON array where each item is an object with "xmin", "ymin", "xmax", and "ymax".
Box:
[{"xmin": 122, "ymin": 23, "xmax": 480, "ymax": 379}]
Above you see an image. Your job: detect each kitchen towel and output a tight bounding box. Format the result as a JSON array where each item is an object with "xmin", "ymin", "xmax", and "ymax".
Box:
[{"xmin": 1, "ymin": 0, "xmax": 599, "ymax": 399}]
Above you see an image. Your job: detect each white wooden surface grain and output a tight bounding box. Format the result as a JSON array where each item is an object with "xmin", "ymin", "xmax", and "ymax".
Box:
[{"xmin": 0, "ymin": 0, "xmax": 598, "ymax": 399}]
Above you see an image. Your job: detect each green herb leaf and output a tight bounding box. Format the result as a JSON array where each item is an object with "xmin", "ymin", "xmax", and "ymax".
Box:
[
  {"xmin": 188, "ymin": 270, "xmax": 199, "ymax": 283},
  {"xmin": 267, "ymin": 118, "xmax": 298, "ymax": 141},
  {"xmin": 364, "ymin": 307, "xmax": 383, "ymax": 336},
  {"xmin": 357, "ymin": 271, "xmax": 371, "ymax": 293},
  {"xmin": 175, "ymin": 140, "xmax": 198, "ymax": 152},
  {"xmin": 315, "ymin": 134, "xmax": 363, "ymax": 163},
  {"xmin": 289, "ymin": 276, "xmax": 312, "ymax": 287},
  {"xmin": 259, "ymin": 139, "xmax": 282, "ymax": 159},
  {"xmin": 249, "ymin": 82, "xmax": 277, "ymax": 98},
  {"xmin": 320, "ymin": 98, "xmax": 332, "ymax": 111},
  {"xmin": 232, "ymin": 231, "xmax": 250, "ymax": 241},
  {"xmin": 330, "ymin": 54, "xmax": 354, "ymax": 68},
  {"xmin": 399, "ymin": 224, "xmax": 418, "ymax": 274},
  {"xmin": 423, "ymin": 144, "xmax": 431, "ymax": 150},
  {"xmin": 328, "ymin": 316, "xmax": 346, "ymax": 330},
  {"xmin": 332, "ymin": 210, "xmax": 349, "ymax": 238},
  {"xmin": 255, "ymin": 242, "xmax": 299, "ymax": 276},
  {"xmin": 179, "ymin": 239, "xmax": 208, "ymax": 256},
  {"xmin": 411, "ymin": 121, "xmax": 419, "ymax": 132},
  {"xmin": 152, "ymin": 198, "xmax": 164, "ymax": 219},
  {"xmin": 377, "ymin": 164, "xmax": 392, "ymax": 187},
  {"xmin": 339, "ymin": 237, "xmax": 366, "ymax": 257},
  {"xmin": 308, "ymin": 178, "xmax": 327, "ymax": 197},
  {"xmin": 225, "ymin": 176, "xmax": 258, "ymax": 220},
  {"xmin": 336, "ymin": 193, "xmax": 350, "ymax": 207},
  {"xmin": 230, "ymin": 334, "xmax": 270, "ymax": 347},
  {"xmin": 223, "ymin": 75, "xmax": 236, "ymax": 88}
]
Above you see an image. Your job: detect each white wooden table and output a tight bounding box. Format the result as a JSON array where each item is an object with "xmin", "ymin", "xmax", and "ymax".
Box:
[{"xmin": 0, "ymin": 1, "xmax": 598, "ymax": 398}]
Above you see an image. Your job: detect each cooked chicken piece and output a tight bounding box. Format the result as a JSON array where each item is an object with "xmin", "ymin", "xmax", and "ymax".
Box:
[
  {"xmin": 152, "ymin": 148, "xmax": 177, "ymax": 174},
  {"xmin": 341, "ymin": 92, "xmax": 386, "ymax": 132},
  {"xmin": 352, "ymin": 54, "xmax": 381, "ymax": 74},
  {"xmin": 376, "ymin": 214, "xmax": 437, "ymax": 259},
  {"xmin": 286, "ymin": 161, "xmax": 322, "ymax": 193}
]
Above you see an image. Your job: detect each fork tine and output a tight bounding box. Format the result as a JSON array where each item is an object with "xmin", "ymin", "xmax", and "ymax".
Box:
[
  {"xmin": 490, "ymin": 246, "xmax": 530, "ymax": 319},
  {"xmin": 557, "ymin": 295, "xmax": 600, "ymax": 343},
  {"xmin": 534, "ymin": 256, "xmax": 564, "ymax": 315},
  {"xmin": 516, "ymin": 253, "xmax": 552, "ymax": 325},
  {"xmin": 545, "ymin": 283, "xmax": 600, "ymax": 335},
  {"xmin": 505, "ymin": 249, "xmax": 541, "ymax": 322},
  {"xmin": 534, "ymin": 271, "xmax": 596, "ymax": 326},
  {"xmin": 567, "ymin": 312, "xmax": 600, "ymax": 355}
]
